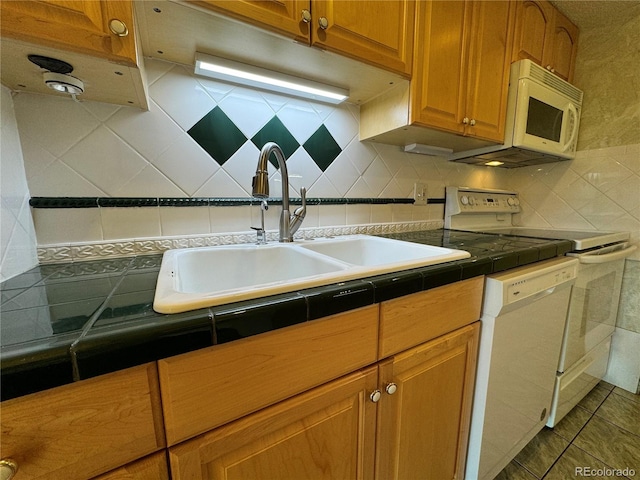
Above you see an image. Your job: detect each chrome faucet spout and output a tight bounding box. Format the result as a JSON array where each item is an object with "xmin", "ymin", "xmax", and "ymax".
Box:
[{"xmin": 253, "ymin": 142, "xmax": 306, "ymax": 242}]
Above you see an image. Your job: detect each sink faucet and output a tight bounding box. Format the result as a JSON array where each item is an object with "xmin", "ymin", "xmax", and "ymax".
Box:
[{"xmin": 252, "ymin": 142, "xmax": 307, "ymax": 242}]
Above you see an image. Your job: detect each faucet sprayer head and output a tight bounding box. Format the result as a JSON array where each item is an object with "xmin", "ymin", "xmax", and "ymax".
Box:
[{"xmin": 252, "ymin": 170, "xmax": 269, "ymax": 198}]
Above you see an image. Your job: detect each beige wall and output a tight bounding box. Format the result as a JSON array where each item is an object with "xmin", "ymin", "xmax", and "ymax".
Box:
[{"xmin": 572, "ymin": 8, "xmax": 640, "ymax": 150}]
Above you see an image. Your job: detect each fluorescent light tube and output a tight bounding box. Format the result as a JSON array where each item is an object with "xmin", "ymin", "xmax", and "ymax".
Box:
[{"xmin": 194, "ymin": 53, "xmax": 349, "ymax": 104}]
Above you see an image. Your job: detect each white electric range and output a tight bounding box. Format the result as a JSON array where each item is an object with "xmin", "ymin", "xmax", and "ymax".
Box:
[{"xmin": 445, "ymin": 186, "xmax": 636, "ymax": 478}]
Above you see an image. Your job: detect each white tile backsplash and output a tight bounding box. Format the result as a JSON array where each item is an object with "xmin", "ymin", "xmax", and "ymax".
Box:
[{"xmin": 0, "ymin": 87, "xmax": 38, "ymax": 281}]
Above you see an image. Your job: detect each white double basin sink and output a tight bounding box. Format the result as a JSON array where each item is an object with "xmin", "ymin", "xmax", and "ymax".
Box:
[{"xmin": 153, "ymin": 235, "xmax": 470, "ymax": 313}]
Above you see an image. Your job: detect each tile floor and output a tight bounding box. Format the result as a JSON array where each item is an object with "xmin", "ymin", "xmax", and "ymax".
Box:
[{"xmin": 495, "ymin": 382, "xmax": 640, "ymax": 479}]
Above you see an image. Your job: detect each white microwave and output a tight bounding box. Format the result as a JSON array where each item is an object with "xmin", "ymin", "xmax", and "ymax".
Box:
[{"xmin": 449, "ymin": 59, "xmax": 583, "ymax": 168}]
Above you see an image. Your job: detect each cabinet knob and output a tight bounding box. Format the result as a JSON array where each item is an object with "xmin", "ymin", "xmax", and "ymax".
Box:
[
  {"xmin": 109, "ymin": 18, "xmax": 129, "ymax": 37},
  {"xmin": 301, "ymin": 9, "xmax": 311, "ymax": 23},
  {"xmin": 385, "ymin": 383, "xmax": 398, "ymax": 395},
  {"xmin": 469, "ymin": 119, "xmax": 476, "ymax": 126},
  {"xmin": 370, "ymin": 389, "xmax": 382, "ymax": 403},
  {"xmin": 0, "ymin": 459, "xmax": 18, "ymax": 480},
  {"xmin": 546, "ymin": 65, "xmax": 553, "ymax": 71},
  {"xmin": 462, "ymin": 117, "xmax": 469, "ymax": 125},
  {"xmin": 318, "ymin": 17, "xmax": 329, "ymax": 30}
]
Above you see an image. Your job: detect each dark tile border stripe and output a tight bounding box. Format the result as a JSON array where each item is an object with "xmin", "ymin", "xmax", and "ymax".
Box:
[{"xmin": 29, "ymin": 197, "xmax": 444, "ymax": 208}]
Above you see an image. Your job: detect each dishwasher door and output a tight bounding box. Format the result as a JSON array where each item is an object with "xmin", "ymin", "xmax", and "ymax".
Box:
[{"xmin": 466, "ymin": 257, "xmax": 578, "ymax": 480}]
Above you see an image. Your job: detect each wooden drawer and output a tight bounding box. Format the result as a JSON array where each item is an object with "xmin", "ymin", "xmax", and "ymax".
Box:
[
  {"xmin": 0, "ymin": 363, "xmax": 165, "ymax": 480},
  {"xmin": 92, "ymin": 452, "xmax": 169, "ymax": 480},
  {"xmin": 158, "ymin": 305, "xmax": 379, "ymax": 446},
  {"xmin": 379, "ymin": 277, "xmax": 484, "ymax": 358}
]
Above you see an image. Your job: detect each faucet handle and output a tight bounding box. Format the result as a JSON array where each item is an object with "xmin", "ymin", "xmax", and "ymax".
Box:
[{"xmin": 290, "ymin": 187, "xmax": 307, "ymax": 237}]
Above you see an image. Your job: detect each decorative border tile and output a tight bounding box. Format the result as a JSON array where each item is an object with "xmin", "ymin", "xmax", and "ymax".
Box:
[
  {"xmin": 36, "ymin": 220, "xmax": 444, "ymax": 264},
  {"xmin": 30, "ymin": 196, "xmax": 420, "ymax": 208}
]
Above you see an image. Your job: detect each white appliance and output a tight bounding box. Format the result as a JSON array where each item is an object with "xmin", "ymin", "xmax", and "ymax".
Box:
[
  {"xmin": 466, "ymin": 257, "xmax": 578, "ymax": 480},
  {"xmin": 448, "ymin": 59, "xmax": 583, "ymax": 168},
  {"xmin": 445, "ymin": 187, "xmax": 636, "ymax": 430}
]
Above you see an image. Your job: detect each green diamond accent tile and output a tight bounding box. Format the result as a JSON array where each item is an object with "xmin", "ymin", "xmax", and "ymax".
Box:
[
  {"xmin": 251, "ymin": 117, "xmax": 300, "ymax": 169},
  {"xmin": 188, "ymin": 107, "xmax": 247, "ymax": 166},
  {"xmin": 303, "ymin": 125, "xmax": 342, "ymax": 172}
]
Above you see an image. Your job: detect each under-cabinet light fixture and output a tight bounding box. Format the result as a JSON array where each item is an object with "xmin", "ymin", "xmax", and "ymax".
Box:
[
  {"xmin": 404, "ymin": 143, "xmax": 454, "ymax": 156},
  {"xmin": 194, "ymin": 53, "xmax": 349, "ymax": 104},
  {"xmin": 484, "ymin": 161, "xmax": 505, "ymax": 167}
]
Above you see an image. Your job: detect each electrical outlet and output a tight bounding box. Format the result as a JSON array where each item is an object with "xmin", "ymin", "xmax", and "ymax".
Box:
[{"xmin": 413, "ymin": 182, "xmax": 427, "ymax": 205}]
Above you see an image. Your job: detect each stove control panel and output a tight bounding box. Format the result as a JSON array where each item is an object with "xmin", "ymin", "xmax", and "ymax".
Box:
[{"xmin": 446, "ymin": 186, "xmax": 521, "ymax": 215}]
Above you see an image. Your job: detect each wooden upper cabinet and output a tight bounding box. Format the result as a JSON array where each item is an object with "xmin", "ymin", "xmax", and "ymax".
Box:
[
  {"xmin": 464, "ymin": 0, "xmax": 516, "ymax": 141},
  {"xmin": 411, "ymin": 0, "xmax": 514, "ymax": 142},
  {"xmin": 512, "ymin": 0, "xmax": 578, "ymax": 82},
  {"xmin": 411, "ymin": 0, "xmax": 467, "ymax": 135},
  {"xmin": 190, "ymin": 0, "xmax": 414, "ymax": 75},
  {"xmin": 0, "ymin": 0, "xmax": 137, "ymax": 66},
  {"xmin": 543, "ymin": 7, "xmax": 579, "ymax": 82},
  {"xmin": 188, "ymin": 0, "xmax": 311, "ymax": 43},
  {"xmin": 311, "ymin": 0, "xmax": 415, "ymax": 76},
  {"xmin": 512, "ymin": 0, "xmax": 553, "ymax": 66}
]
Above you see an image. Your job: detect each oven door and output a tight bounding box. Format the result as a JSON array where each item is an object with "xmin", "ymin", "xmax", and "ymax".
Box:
[
  {"xmin": 512, "ymin": 78, "xmax": 580, "ymax": 158},
  {"xmin": 558, "ymin": 243, "xmax": 637, "ymax": 372}
]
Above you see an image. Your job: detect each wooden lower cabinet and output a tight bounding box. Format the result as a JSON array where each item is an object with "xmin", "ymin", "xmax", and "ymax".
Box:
[
  {"xmin": 0, "ymin": 364, "xmax": 165, "ymax": 480},
  {"xmin": 168, "ymin": 366, "xmax": 379, "ymax": 479},
  {"xmin": 376, "ymin": 322, "xmax": 480, "ymax": 480},
  {"xmin": 168, "ymin": 322, "xmax": 480, "ymax": 480}
]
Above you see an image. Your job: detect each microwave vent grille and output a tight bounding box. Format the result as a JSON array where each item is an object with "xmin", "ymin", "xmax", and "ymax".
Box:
[{"xmin": 528, "ymin": 65, "xmax": 583, "ymax": 104}]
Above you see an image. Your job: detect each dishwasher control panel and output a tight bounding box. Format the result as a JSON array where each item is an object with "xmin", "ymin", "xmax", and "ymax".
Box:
[
  {"xmin": 483, "ymin": 257, "xmax": 579, "ymax": 314},
  {"xmin": 506, "ymin": 265, "xmax": 576, "ymax": 303}
]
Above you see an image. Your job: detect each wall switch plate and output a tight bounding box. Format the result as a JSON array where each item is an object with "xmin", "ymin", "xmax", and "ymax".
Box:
[{"xmin": 413, "ymin": 182, "xmax": 427, "ymax": 205}]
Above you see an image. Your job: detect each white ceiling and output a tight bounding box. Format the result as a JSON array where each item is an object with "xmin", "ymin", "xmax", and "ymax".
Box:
[{"xmin": 550, "ymin": 0, "xmax": 640, "ymax": 29}]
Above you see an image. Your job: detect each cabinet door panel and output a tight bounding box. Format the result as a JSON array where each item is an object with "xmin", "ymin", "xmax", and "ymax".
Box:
[
  {"xmin": 411, "ymin": 0, "xmax": 468, "ymax": 133},
  {"xmin": 312, "ymin": 0, "xmax": 414, "ymax": 75},
  {"xmin": 0, "ymin": 0, "xmax": 136, "ymax": 65},
  {"xmin": 375, "ymin": 323, "xmax": 480, "ymax": 480},
  {"xmin": 189, "ymin": 0, "xmax": 310, "ymax": 42},
  {"xmin": 544, "ymin": 9, "xmax": 578, "ymax": 82},
  {"xmin": 0, "ymin": 364, "xmax": 165, "ymax": 480},
  {"xmin": 170, "ymin": 367, "xmax": 378, "ymax": 480},
  {"xmin": 511, "ymin": 0, "xmax": 552, "ymax": 65},
  {"xmin": 465, "ymin": 0, "xmax": 515, "ymax": 142}
]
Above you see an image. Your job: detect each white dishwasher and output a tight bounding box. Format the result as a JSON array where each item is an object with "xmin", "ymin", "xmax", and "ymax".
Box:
[{"xmin": 465, "ymin": 256, "xmax": 578, "ymax": 480}]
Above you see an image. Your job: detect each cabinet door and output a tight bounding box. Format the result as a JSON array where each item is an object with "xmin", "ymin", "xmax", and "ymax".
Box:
[
  {"xmin": 411, "ymin": 0, "xmax": 469, "ymax": 134},
  {"xmin": 0, "ymin": 364, "xmax": 165, "ymax": 480},
  {"xmin": 511, "ymin": 0, "xmax": 553, "ymax": 66},
  {"xmin": 0, "ymin": 0, "xmax": 137, "ymax": 65},
  {"xmin": 189, "ymin": 0, "xmax": 311, "ymax": 42},
  {"xmin": 543, "ymin": 8, "xmax": 579, "ymax": 82},
  {"xmin": 311, "ymin": 0, "xmax": 414, "ymax": 75},
  {"xmin": 465, "ymin": 0, "xmax": 515, "ymax": 142},
  {"xmin": 375, "ymin": 323, "xmax": 480, "ymax": 480},
  {"xmin": 169, "ymin": 366, "xmax": 378, "ymax": 480}
]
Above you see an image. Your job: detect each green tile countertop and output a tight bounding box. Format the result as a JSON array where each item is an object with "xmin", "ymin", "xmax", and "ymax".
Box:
[{"xmin": 0, "ymin": 229, "xmax": 572, "ymax": 401}]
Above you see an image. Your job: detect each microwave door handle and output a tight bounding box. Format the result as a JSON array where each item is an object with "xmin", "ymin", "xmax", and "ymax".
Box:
[{"xmin": 562, "ymin": 103, "xmax": 579, "ymax": 152}]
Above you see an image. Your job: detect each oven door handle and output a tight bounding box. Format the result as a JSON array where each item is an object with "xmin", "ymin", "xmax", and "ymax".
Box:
[{"xmin": 570, "ymin": 245, "xmax": 636, "ymax": 264}]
